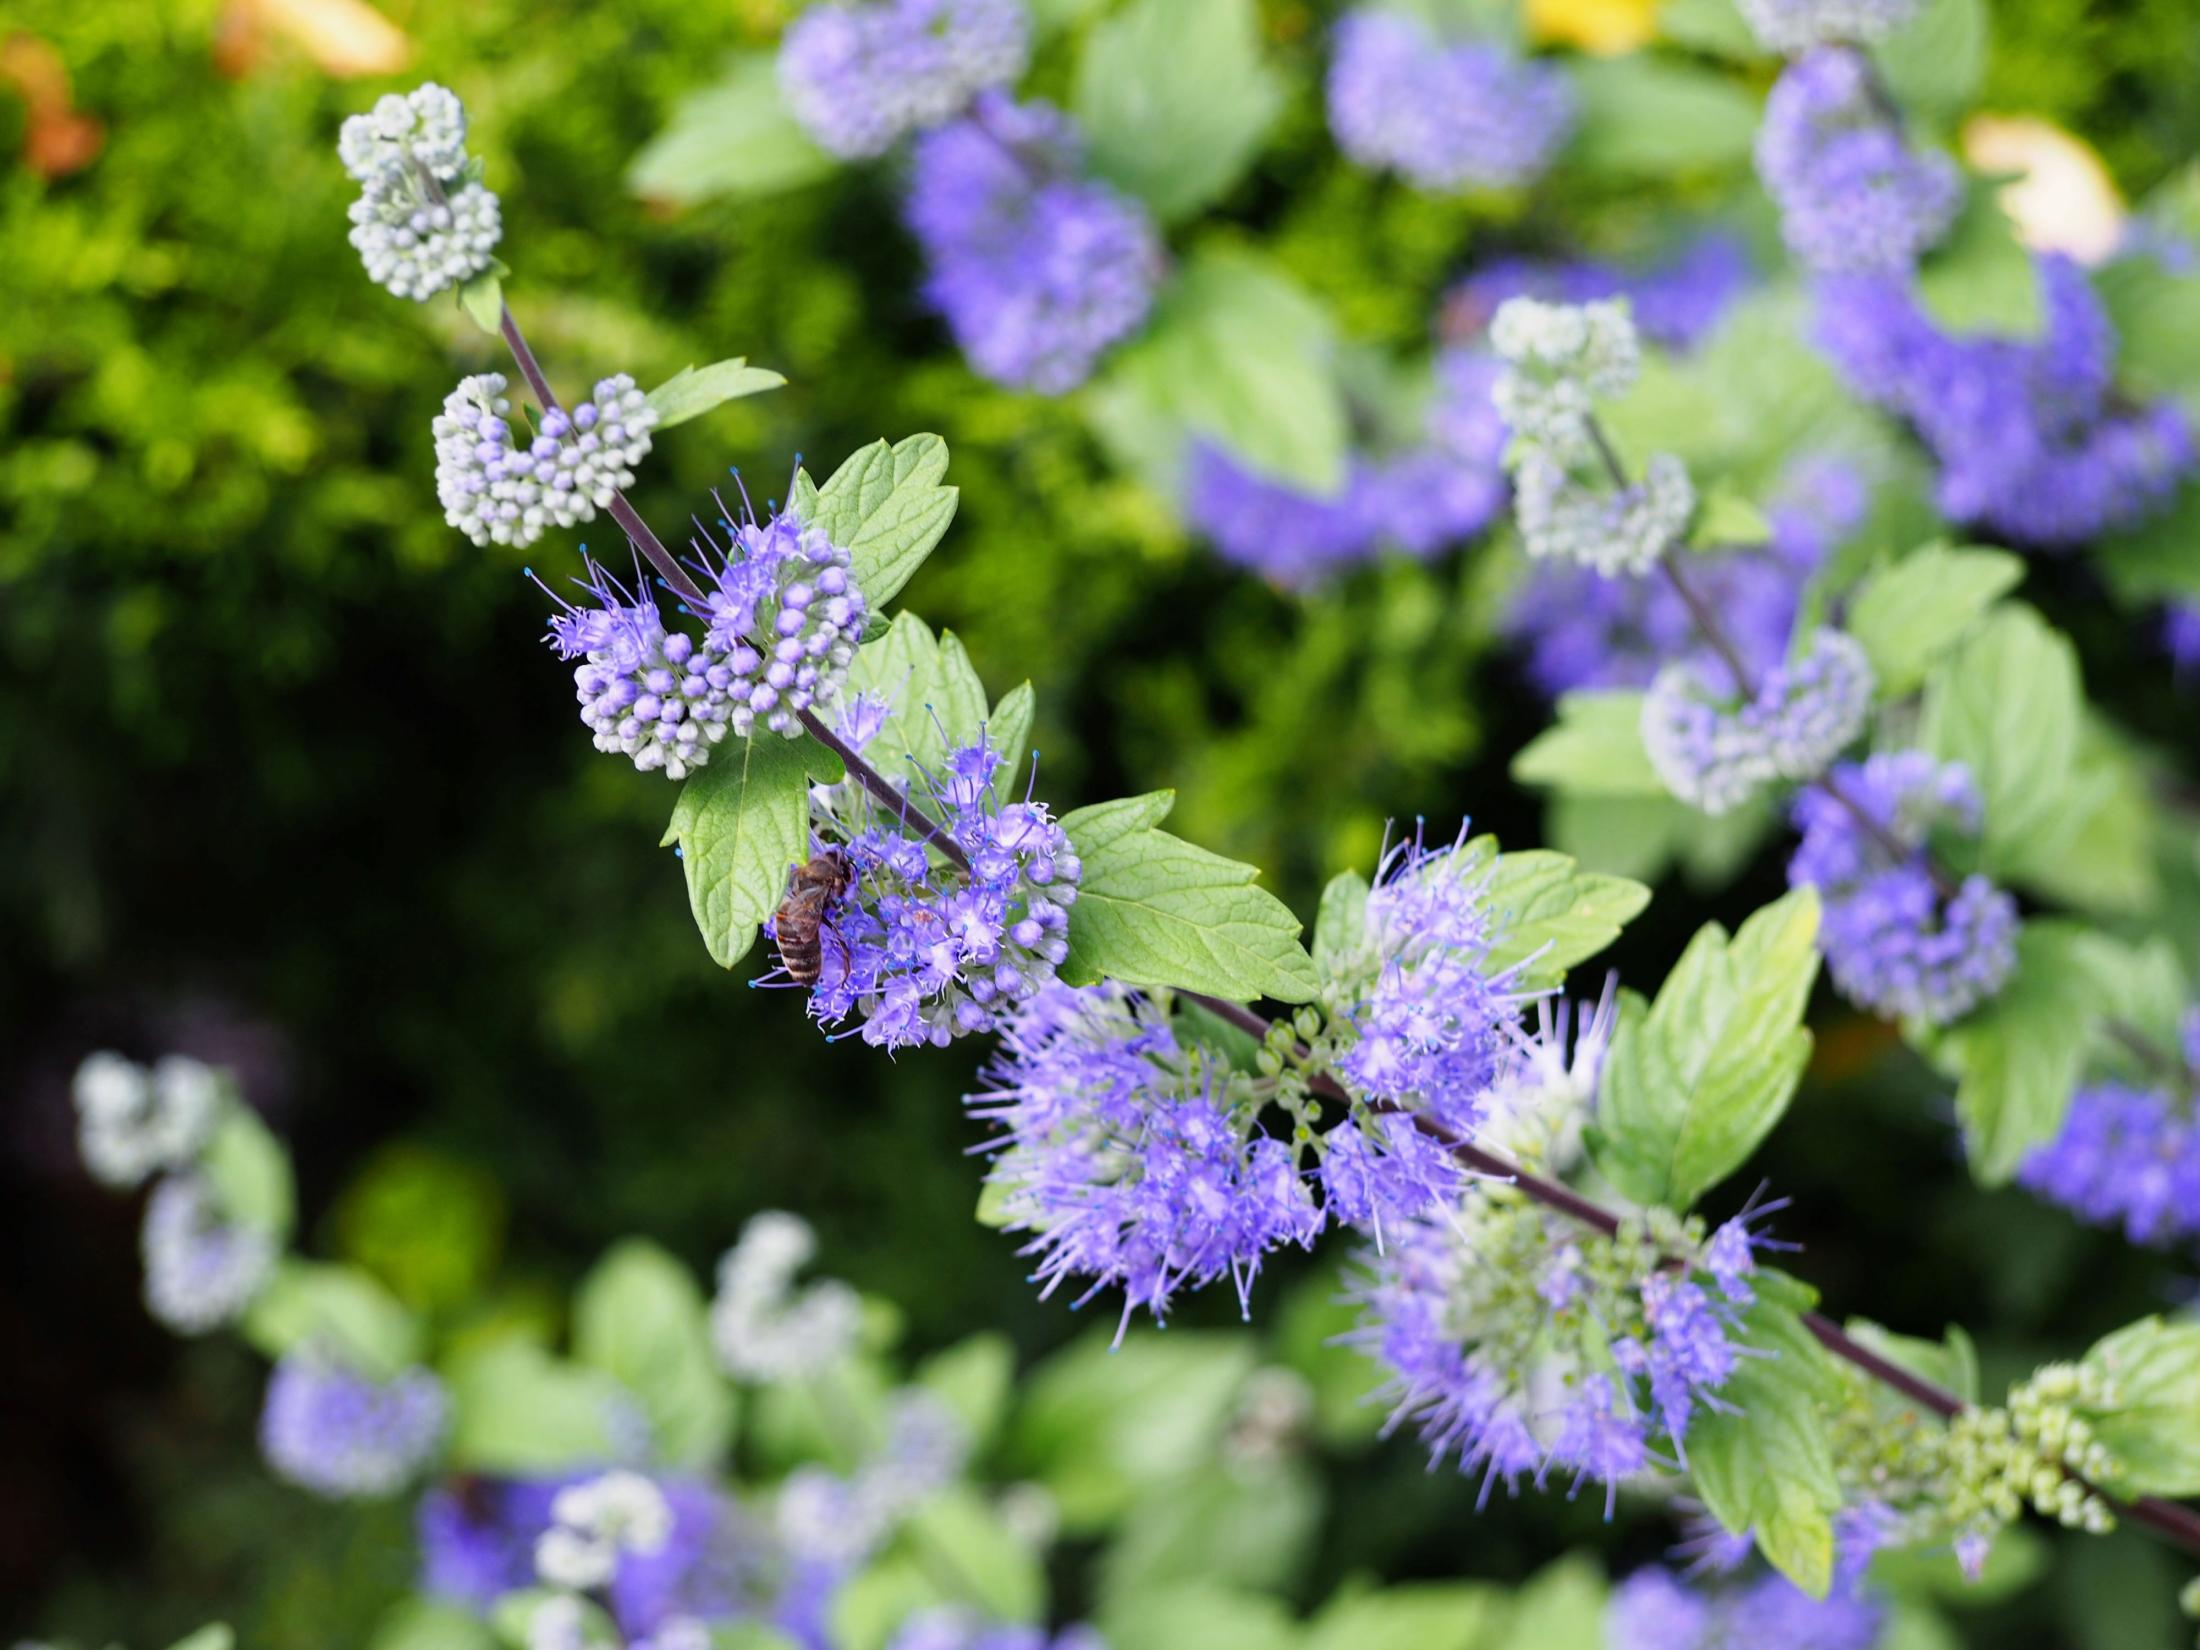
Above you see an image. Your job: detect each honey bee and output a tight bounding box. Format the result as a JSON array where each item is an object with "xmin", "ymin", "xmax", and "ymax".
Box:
[{"xmin": 774, "ymin": 849, "xmax": 854, "ymax": 985}]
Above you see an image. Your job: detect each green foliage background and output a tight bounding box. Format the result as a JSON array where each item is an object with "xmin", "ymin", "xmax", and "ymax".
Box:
[{"xmin": 4, "ymin": 1, "xmax": 2198, "ymax": 1645}]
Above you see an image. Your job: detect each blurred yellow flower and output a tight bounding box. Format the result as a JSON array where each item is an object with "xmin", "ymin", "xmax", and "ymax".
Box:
[
  {"xmin": 1962, "ymin": 114, "xmax": 2127, "ymax": 266},
  {"xmin": 1527, "ymin": 0, "xmax": 1658, "ymax": 54}
]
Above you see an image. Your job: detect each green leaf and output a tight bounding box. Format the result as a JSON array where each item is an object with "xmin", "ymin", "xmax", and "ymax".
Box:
[
  {"xmin": 1504, "ymin": 1556, "xmax": 1613, "ymax": 1648},
  {"xmin": 1871, "ymin": 0, "xmax": 1988, "ymax": 117},
  {"xmin": 368, "ymin": 1599, "xmax": 496, "ymax": 1650},
  {"xmin": 1916, "ymin": 187, "xmax": 2045, "ymax": 339},
  {"xmin": 1655, "ymin": 0, "xmax": 1760, "ymax": 59},
  {"xmin": 1920, "ymin": 604, "xmax": 2083, "ymax": 872},
  {"xmin": 643, "ymin": 358, "xmax": 787, "ymax": 429},
  {"xmin": 1843, "ymin": 1319, "xmax": 1980, "ymax": 1405},
  {"xmin": 1059, "ymin": 795, "xmax": 1317, "ymax": 1003},
  {"xmin": 829, "ymin": 1554, "xmax": 948, "ymax": 1650},
  {"xmin": 241, "ymin": 1260, "xmax": 421, "ymax": 1379},
  {"xmin": 662, "ymin": 734, "xmax": 838, "ymax": 970},
  {"xmin": 1087, "ymin": 250, "xmax": 1350, "ymax": 497},
  {"xmin": 1688, "ymin": 1295, "xmax": 1845, "ymax": 1596},
  {"xmin": 1567, "ymin": 55, "xmax": 1761, "ymax": 178},
  {"xmin": 1479, "ymin": 848, "xmax": 1651, "ymax": 992},
  {"xmin": 164, "ymin": 1629, "xmax": 236, "ymax": 1650},
  {"xmin": 1845, "ymin": 543, "xmax": 2025, "ymax": 699},
  {"xmin": 627, "ymin": 53, "xmax": 835, "ymax": 205},
  {"xmin": 456, "ymin": 265, "xmax": 505, "ymax": 336},
  {"xmin": 2078, "ymin": 1318, "xmax": 2200, "ymax": 1497},
  {"xmin": 1511, "ymin": 691, "xmax": 1665, "ymax": 797},
  {"xmin": 988, "ymin": 679, "xmax": 1036, "ymax": 780},
  {"xmin": 916, "ymin": 1333, "xmax": 1015, "ymax": 1456},
  {"xmin": 1994, "ymin": 722, "xmax": 2159, "ymax": 916},
  {"xmin": 1590, "ymin": 889, "xmax": 1820, "ymax": 1211},
  {"xmin": 804, "ymin": 435, "xmax": 959, "ymax": 611},
  {"xmin": 572, "ymin": 1238, "xmax": 734, "ymax": 1470},
  {"xmin": 200, "ymin": 1103, "xmax": 295, "ymax": 1241},
  {"xmin": 1870, "ymin": 1524, "xmax": 2048, "ymax": 1604},
  {"xmin": 1301, "ymin": 1584, "xmax": 1498, "ymax": 1650},
  {"xmin": 1689, "ymin": 482, "xmax": 1773, "ymax": 548},
  {"xmin": 839, "ymin": 611, "xmax": 991, "ymax": 780},
  {"xmin": 902, "ymin": 1489, "xmax": 1046, "ymax": 1623},
  {"xmin": 445, "ymin": 1340, "xmax": 626, "ymax": 1474},
  {"xmin": 1311, "ymin": 870, "xmax": 1371, "ymax": 977},
  {"xmin": 1099, "ymin": 1583, "xmax": 1303, "ymax": 1650},
  {"xmin": 1099, "ymin": 1459, "xmax": 1322, "ymax": 1604},
  {"xmin": 1074, "ymin": 0, "xmax": 1283, "ymax": 223},
  {"xmin": 1934, "ymin": 920, "xmax": 2112, "ymax": 1182},
  {"xmin": 1015, "ymin": 1330, "xmax": 1259, "ymax": 1529},
  {"xmin": 492, "ymin": 1591, "xmax": 618, "ymax": 1650},
  {"xmin": 2093, "ymin": 253, "xmax": 2200, "ymax": 401}
]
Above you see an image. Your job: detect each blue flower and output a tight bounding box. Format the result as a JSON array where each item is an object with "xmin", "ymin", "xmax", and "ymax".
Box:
[
  {"xmin": 1327, "ymin": 9, "xmax": 1573, "ymax": 192},
  {"xmin": 259, "ymin": 1349, "xmax": 448, "ymax": 1499},
  {"xmin": 1787, "ymin": 753, "xmax": 2018, "ymax": 1024},
  {"xmin": 1756, "ymin": 47, "xmax": 1959, "ymax": 276},
  {"xmin": 2019, "ymin": 1019, "xmax": 2200, "ymax": 1249},
  {"xmin": 904, "ymin": 96, "xmax": 1162, "ymax": 395},
  {"xmin": 780, "ymin": 0, "xmax": 1029, "ymax": 160},
  {"xmin": 1643, "ymin": 629, "xmax": 1874, "ymax": 814}
]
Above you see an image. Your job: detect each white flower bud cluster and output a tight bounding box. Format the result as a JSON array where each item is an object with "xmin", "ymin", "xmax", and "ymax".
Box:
[
  {"xmin": 339, "ymin": 83, "xmax": 502, "ymax": 302},
  {"xmin": 1514, "ymin": 451, "xmax": 1694, "ymax": 575},
  {"xmin": 73, "ymin": 1051, "xmax": 223, "ymax": 1188},
  {"xmin": 534, "ymin": 1470, "xmax": 673, "ymax": 1591},
  {"xmin": 1491, "ymin": 297, "xmax": 1642, "ymax": 465},
  {"xmin": 1737, "ymin": 0, "xmax": 1920, "ymax": 54},
  {"xmin": 141, "ymin": 1173, "xmax": 276, "ymax": 1334},
  {"xmin": 1492, "ymin": 299, "xmax": 1699, "ymax": 576},
  {"xmin": 776, "ymin": 1391, "xmax": 969, "ymax": 1567},
  {"xmin": 433, "ymin": 373, "xmax": 657, "ymax": 551},
  {"xmin": 710, "ymin": 1211, "xmax": 862, "ymax": 1383},
  {"xmin": 1643, "ymin": 628, "xmax": 1872, "ymax": 814}
]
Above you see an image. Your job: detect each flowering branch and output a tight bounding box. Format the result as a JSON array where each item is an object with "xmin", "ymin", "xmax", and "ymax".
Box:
[{"xmin": 1181, "ymin": 988, "xmax": 2200, "ymax": 1561}]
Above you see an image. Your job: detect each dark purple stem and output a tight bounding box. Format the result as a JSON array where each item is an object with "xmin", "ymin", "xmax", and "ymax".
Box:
[{"xmin": 1178, "ymin": 988, "xmax": 2200, "ymax": 1560}]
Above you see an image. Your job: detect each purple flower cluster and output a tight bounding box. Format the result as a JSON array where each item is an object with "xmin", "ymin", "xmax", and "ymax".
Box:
[
  {"xmin": 1186, "ymin": 349, "xmax": 1509, "ymax": 584},
  {"xmin": 259, "ymin": 1349, "xmax": 448, "ymax": 1499},
  {"xmin": 904, "ymin": 96, "xmax": 1162, "ymax": 395},
  {"xmin": 420, "ymin": 1474, "xmax": 762, "ymax": 1637},
  {"xmin": 1756, "ymin": 48, "xmax": 1959, "ymax": 276},
  {"xmin": 538, "ymin": 494, "xmax": 866, "ymax": 778},
  {"xmin": 787, "ymin": 733, "xmax": 1080, "ymax": 1049},
  {"xmin": 1354, "ymin": 1201, "xmax": 1768, "ymax": 1514},
  {"xmin": 1814, "ymin": 259, "xmax": 2194, "ymax": 547},
  {"xmin": 1609, "ymin": 1565, "xmax": 1883, "ymax": 1650},
  {"xmin": 1447, "ymin": 235, "xmax": 1755, "ymax": 355},
  {"xmin": 1787, "ymin": 753, "xmax": 2018, "ymax": 1025},
  {"xmin": 2170, "ymin": 602, "xmax": 2200, "ymax": 681},
  {"xmin": 1327, "ymin": 9, "xmax": 1573, "ymax": 192},
  {"xmin": 971, "ymin": 983, "xmax": 1324, "ymax": 1334},
  {"xmin": 780, "ymin": 0, "xmax": 1029, "ymax": 159},
  {"xmin": 1506, "ymin": 456, "xmax": 1865, "ymax": 699},
  {"xmin": 1642, "ymin": 628, "xmax": 1874, "ymax": 814},
  {"xmin": 141, "ymin": 1173, "xmax": 276, "ymax": 1335},
  {"xmin": 2019, "ymin": 1017, "xmax": 2200, "ymax": 1248}
]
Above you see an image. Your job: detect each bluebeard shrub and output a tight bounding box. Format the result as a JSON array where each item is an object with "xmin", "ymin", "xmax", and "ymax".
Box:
[
  {"xmin": 2021, "ymin": 1014, "xmax": 2200, "ymax": 1247},
  {"xmin": 1447, "ymin": 235, "xmax": 1754, "ymax": 355},
  {"xmin": 1736, "ymin": 0, "xmax": 1920, "ymax": 54}
]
